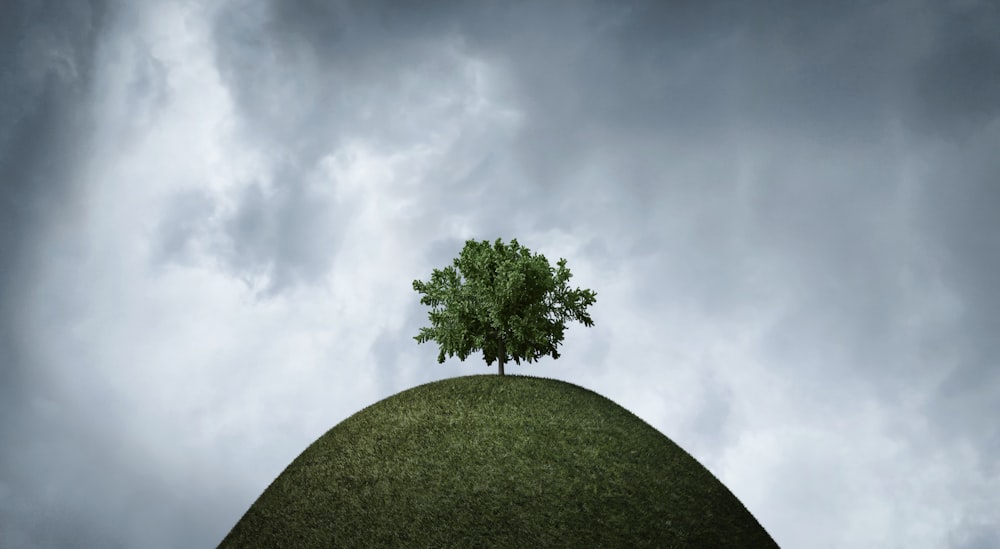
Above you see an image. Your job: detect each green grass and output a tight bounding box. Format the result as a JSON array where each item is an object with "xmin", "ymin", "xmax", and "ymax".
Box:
[{"xmin": 218, "ymin": 375, "xmax": 779, "ymax": 548}]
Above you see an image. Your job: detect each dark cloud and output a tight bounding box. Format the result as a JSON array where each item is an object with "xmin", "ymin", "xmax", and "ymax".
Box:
[
  {"xmin": 908, "ymin": 1, "xmax": 1000, "ymax": 141},
  {"xmin": 216, "ymin": 168, "xmax": 347, "ymax": 297},
  {"xmin": 951, "ymin": 523, "xmax": 1000, "ymax": 549},
  {"xmin": 0, "ymin": 0, "xmax": 109, "ymax": 302},
  {"xmin": 915, "ymin": 145, "xmax": 1000, "ymax": 460},
  {"xmin": 0, "ymin": 1, "xmax": 109, "ymax": 545},
  {"xmin": 211, "ymin": 0, "xmax": 468, "ymax": 155},
  {"xmin": 464, "ymin": 0, "xmax": 911, "ymax": 187},
  {"xmin": 3, "ymin": 0, "xmax": 999, "ymax": 547}
]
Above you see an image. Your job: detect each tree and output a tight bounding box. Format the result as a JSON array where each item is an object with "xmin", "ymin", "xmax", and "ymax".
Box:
[{"xmin": 413, "ymin": 237, "xmax": 597, "ymax": 376}]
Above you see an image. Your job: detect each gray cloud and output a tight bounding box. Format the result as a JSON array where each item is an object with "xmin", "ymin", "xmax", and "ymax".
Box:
[
  {"xmin": 916, "ymin": 151, "xmax": 1000, "ymax": 460},
  {"xmin": 2, "ymin": 0, "xmax": 998, "ymax": 547},
  {"xmin": 908, "ymin": 1, "xmax": 1000, "ymax": 140},
  {"xmin": 1, "ymin": 2, "xmax": 109, "ymax": 545},
  {"xmin": 215, "ymin": 169, "xmax": 348, "ymax": 296}
]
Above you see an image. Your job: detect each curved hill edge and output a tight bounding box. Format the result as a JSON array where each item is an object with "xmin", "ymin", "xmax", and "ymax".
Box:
[{"xmin": 220, "ymin": 374, "xmax": 779, "ymax": 548}]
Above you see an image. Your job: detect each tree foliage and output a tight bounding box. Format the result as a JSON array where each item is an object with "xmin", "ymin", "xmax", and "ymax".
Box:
[{"xmin": 413, "ymin": 237, "xmax": 597, "ymax": 375}]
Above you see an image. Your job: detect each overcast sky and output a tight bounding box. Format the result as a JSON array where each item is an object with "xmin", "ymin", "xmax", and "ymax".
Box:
[{"xmin": 1, "ymin": 0, "xmax": 998, "ymax": 547}]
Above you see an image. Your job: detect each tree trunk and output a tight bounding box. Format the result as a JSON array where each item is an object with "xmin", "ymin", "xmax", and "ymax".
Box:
[{"xmin": 498, "ymin": 335, "xmax": 505, "ymax": 376}]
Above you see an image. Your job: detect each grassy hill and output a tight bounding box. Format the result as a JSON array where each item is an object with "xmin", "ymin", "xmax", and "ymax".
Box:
[{"xmin": 218, "ymin": 375, "xmax": 779, "ymax": 548}]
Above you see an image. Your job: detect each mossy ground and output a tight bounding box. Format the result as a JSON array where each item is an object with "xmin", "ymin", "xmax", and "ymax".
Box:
[{"xmin": 219, "ymin": 374, "xmax": 778, "ymax": 548}]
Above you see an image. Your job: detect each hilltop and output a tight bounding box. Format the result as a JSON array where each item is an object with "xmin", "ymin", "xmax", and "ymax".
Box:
[{"xmin": 219, "ymin": 374, "xmax": 778, "ymax": 548}]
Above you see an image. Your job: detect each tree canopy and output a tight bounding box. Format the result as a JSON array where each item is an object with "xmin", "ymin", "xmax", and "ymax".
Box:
[{"xmin": 413, "ymin": 237, "xmax": 597, "ymax": 375}]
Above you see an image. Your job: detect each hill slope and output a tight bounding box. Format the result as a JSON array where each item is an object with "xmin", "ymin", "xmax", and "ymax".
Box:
[{"xmin": 219, "ymin": 375, "xmax": 779, "ymax": 548}]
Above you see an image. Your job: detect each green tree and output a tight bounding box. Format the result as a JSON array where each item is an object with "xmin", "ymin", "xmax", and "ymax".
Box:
[{"xmin": 413, "ymin": 237, "xmax": 597, "ymax": 376}]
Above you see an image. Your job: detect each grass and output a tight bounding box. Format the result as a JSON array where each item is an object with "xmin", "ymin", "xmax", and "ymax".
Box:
[{"xmin": 218, "ymin": 374, "xmax": 779, "ymax": 548}]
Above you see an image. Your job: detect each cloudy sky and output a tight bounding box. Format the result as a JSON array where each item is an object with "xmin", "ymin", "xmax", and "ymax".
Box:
[{"xmin": 2, "ymin": 0, "xmax": 998, "ymax": 547}]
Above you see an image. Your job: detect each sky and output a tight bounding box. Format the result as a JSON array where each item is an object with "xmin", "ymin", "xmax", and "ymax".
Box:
[{"xmin": 1, "ymin": 0, "xmax": 998, "ymax": 547}]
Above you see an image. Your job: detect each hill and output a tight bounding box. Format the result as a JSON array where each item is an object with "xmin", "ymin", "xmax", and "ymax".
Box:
[{"xmin": 218, "ymin": 374, "xmax": 779, "ymax": 548}]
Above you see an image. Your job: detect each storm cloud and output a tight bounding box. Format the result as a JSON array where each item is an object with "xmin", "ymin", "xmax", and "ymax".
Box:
[{"xmin": 1, "ymin": 1, "xmax": 998, "ymax": 547}]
